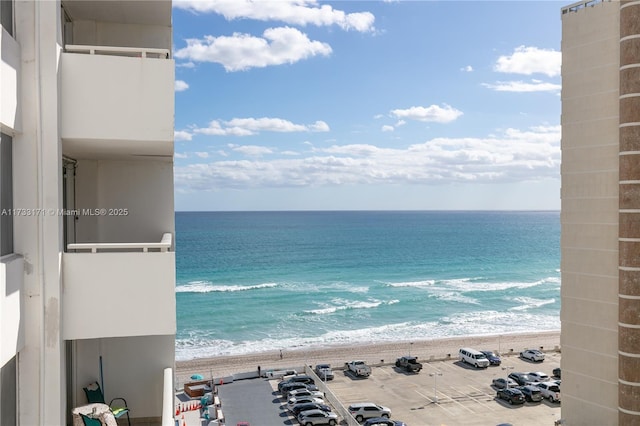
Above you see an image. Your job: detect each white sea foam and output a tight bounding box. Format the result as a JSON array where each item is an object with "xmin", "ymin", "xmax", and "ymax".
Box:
[
  {"xmin": 175, "ymin": 282, "xmax": 278, "ymax": 293},
  {"xmin": 508, "ymin": 296, "xmax": 556, "ymax": 311},
  {"xmin": 386, "ymin": 280, "xmax": 435, "ymax": 288},
  {"xmin": 428, "ymin": 290, "xmax": 479, "ymax": 305},
  {"xmin": 442, "ymin": 277, "xmax": 558, "ymax": 292},
  {"xmin": 305, "ymin": 298, "xmax": 398, "ymax": 315}
]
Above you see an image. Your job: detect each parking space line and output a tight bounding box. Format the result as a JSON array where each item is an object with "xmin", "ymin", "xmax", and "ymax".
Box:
[
  {"xmin": 468, "ymin": 384, "xmax": 497, "ymax": 400},
  {"xmin": 413, "ymin": 390, "xmax": 456, "ymax": 416},
  {"xmin": 427, "ymin": 387, "xmax": 476, "ymax": 414},
  {"xmin": 464, "ymin": 385, "xmax": 497, "ymax": 412},
  {"xmin": 375, "ymin": 368, "xmax": 392, "ymax": 377}
]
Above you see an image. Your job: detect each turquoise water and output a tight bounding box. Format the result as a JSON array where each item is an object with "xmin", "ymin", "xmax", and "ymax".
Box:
[{"xmin": 175, "ymin": 211, "xmax": 560, "ymax": 360}]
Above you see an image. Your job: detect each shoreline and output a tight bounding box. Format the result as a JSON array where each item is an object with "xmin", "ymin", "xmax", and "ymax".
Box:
[{"xmin": 175, "ymin": 330, "xmax": 560, "ymax": 386}]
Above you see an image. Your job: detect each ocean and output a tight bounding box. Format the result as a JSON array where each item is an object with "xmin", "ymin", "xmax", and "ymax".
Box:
[{"xmin": 175, "ymin": 211, "xmax": 560, "ymax": 361}]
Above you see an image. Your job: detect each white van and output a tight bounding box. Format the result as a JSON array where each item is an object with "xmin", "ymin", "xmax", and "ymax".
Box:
[{"xmin": 459, "ymin": 348, "xmax": 490, "ymax": 368}]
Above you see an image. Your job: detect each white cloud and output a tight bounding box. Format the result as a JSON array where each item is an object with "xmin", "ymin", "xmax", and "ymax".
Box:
[
  {"xmin": 175, "ymin": 27, "xmax": 332, "ymax": 71},
  {"xmin": 195, "ymin": 152, "xmax": 210, "ymax": 158},
  {"xmin": 175, "ymin": 130, "xmax": 193, "ymax": 141},
  {"xmin": 229, "ymin": 144, "xmax": 274, "ymax": 157},
  {"xmin": 175, "ymin": 80, "xmax": 189, "ymax": 92},
  {"xmin": 482, "ymin": 80, "xmax": 561, "ymax": 93},
  {"xmin": 174, "ymin": 0, "xmax": 375, "ymax": 32},
  {"xmin": 395, "ymin": 120, "xmax": 406, "ymax": 127},
  {"xmin": 391, "ymin": 104, "xmax": 463, "ymax": 124},
  {"xmin": 381, "ymin": 125, "xmax": 394, "ymax": 132},
  {"xmin": 461, "ymin": 65, "xmax": 473, "ymax": 72},
  {"xmin": 193, "ymin": 117, "xmax": 329, "ymax": 136},
  {"xmin": 309, "ymin": 121, "xmax": 330, "ymax": 132},
  {"xmin": 175, "ymin": 152, "xmax": 188, "ymax": 159},
  {"xmin": 176, "ymin": 61, "xmax": 196, "ymax": 68},
  {"xmin": 174, "ymin": 125, "xmax": 560, "ymax": 192},
  {"xmin": 494, "ymin": 46, "xmax": 561, "ymax": 77}
]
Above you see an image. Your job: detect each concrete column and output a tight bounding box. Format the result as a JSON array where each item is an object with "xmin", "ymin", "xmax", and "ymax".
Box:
[{"xmin": 619, "ymin": 1, "xmax": 640, "ymax": 424}]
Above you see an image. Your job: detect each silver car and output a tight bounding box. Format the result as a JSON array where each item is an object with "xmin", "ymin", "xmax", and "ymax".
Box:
[
  {"xmin": 297, "ymin": 409, "xmax": 339, "ymax": 426},
  {"xmin": 348, "ymin": 403, "xmax": 391, "ymax": 423},
  {"xmin": 520, "ymin": 349, "xmax": 545, "ymax": 362},
  {"xmin": 314, "ymin": 363, "xmax": 334, "ymax": 380}
]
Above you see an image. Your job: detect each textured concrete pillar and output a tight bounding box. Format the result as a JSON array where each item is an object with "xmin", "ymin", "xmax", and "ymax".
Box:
[{"xmin": 619, "ymin": 1, "xmax": 640, "ymax": 424}]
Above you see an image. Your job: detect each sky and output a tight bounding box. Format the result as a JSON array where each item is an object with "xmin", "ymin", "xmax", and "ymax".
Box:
[{"xmin": 172, "ymin": 0, "xmax": 564, "ymax": 211}]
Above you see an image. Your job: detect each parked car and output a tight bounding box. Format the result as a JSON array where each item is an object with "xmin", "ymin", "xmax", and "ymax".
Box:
[
  {"xmin": 508, "ymin": 372, "xmax": 535, "ymax": 386},
  {"xmin": 278, "ymin": 375, "xmax": 315, "ymax": 392},
  {"xmin": 297, "ymin": 409, "xmax": 338, "ymax": 426},
  {"xmin": 480, "ymin": 350, "xmax": 501, "ymax": 366},
  {"xmin": 345, "ymin": 360, "xmax": 372, "ymax": 377},
  {"xmin": 348, "ymin": 403, "xmax": 392, "ymax": 422},
  {"xmin": 520, "ymin": 349, "xmax": 545, "ymax": 362},
  {"xmin": 395, "ymin": 355, "xmax": 423, "ymax": 373},
  {"xmin": 553, "ymin": 367, "xmax": 561, "ymax": 378},
  {"xmin": 287, "ymin": 388, "xmax": 324, "ymax": 400},
  {"xmin": 281, "ymin": 382, "xmax": 319, "ymax": 397},
  {"xmin": 287, "ymin": 397, "xmax": 325, "ymax": 410},
  {"xmin": 535, "ymin": 382, "xmax": 561, "ymax": 403},
  {"xmin": 291, "ymin": 402, "xmax": 331, "ymax": 416},
  {"xmin": 314, "ymin": 364, "xmax": 334, "ymax": 380},
  {"xmin": 363, "ymin": 418, "xmax": 407, "ymax": 426},
  {"xmin": 518, "ymin": 385, "xmax": 543, "ymax": 402},
  {"xmin": 496, "ymin": 388, "xmax": 525, "ymax": 405},
  {"xmin": 458, "ymin": 348, "xmax": 490, "ymax": 368},
  {"xmin": 528, "ymin": 371, "xmax": 550, "ymax": 382},
  {"xmin": 492, "ymin": 377, "xmax": 518, "ymax": 389}
]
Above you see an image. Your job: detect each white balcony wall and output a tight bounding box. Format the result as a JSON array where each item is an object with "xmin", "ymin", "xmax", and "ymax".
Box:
[
  {"xmin": 0, "ymin": 27, "xmax": 19, "ymax": 133},
  {"xmin": 74, "ymin": 159, "xmax": 175, "ymax": 244},
  {"xmin": 71, "ymin": 335, "xmax": 174, "ymax": 421},
  {"xmin": 0, "ymin": 254, "xmax": 24, "ymax": 367},
  {"xmin": 62, "ymin": 251, "xmax": 175, "ymax": 340},
  {"xmin": 60, "ymin": 52, "xmax": 174, "ymax": 156}
]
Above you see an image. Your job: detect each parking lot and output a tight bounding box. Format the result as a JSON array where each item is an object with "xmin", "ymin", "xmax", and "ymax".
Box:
[
  {"xmin": 328, "ymin": 352, "xmax": 562, "ymax": 426},
  {"xmin": 219, "ymin": 350, "xmax": 562, "ymax": 426}
]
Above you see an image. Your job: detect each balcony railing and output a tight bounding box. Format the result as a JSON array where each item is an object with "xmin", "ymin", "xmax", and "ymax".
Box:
[
  {"xmin": 62, "ymin": 233, "xmax": 175, "ymax": 340},
  {"xmin": 65, "ymin": 44, "xmax": 170, "ymax": 59},
  {"xmin": 561, "ymin": 0, "xmax": 610, "ymax": 14},
  {"xmin": 60, "ymin": 45, "xmax": 174, "ymax": 152},
  {"xmin": 67, "ymin": 233, "xmax": 172, "ymax": 253}
]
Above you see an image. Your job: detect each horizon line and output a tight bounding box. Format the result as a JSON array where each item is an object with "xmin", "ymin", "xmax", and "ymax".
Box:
[{"xmin": 174, "ymin": 209, "xmax": 561, "ymax": 213}]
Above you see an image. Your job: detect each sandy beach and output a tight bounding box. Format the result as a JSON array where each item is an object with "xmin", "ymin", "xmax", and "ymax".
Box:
[{"xmin": 175, "ymin": 330, "xmax": 560, "ymax": 386}]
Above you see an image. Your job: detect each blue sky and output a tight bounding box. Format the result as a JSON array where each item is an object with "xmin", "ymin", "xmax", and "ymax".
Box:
[{"xmin": 172, "ymin": 1, "xmax": 563, "ymax": 211}]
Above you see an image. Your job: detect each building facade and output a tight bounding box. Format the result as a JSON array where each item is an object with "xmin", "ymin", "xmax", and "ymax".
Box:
[
  {"xmin": 1, "ymin": 1, "xmax": 176, "ymax": 424},
  {"xmin": 561, "ymin": 0, "xmax": 640, "ymax": 424}
]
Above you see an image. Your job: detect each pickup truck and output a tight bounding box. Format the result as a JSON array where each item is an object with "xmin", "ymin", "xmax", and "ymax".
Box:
[
  {"xmin": 395, "ymin": 355, "xmax": 423, "ymax": 373},
  {"xmin": 345, "ymin": 360, "xmax": 371, "ymax": 377}
]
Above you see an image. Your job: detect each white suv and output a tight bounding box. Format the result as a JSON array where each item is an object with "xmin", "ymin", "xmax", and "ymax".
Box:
[{"xmin": 348, "ymin": 403, "xmax": 391, "ymax": 422}]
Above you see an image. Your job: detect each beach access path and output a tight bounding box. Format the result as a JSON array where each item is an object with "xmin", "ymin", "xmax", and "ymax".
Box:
[{"xmin": 175, "ymin": 331, "xmax": 560, "ymax": 386}]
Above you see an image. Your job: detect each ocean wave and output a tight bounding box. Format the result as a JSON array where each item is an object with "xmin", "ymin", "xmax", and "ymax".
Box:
[
  {"xmin": 385, "ymin": 280, "xmax": 435, "ymax": 288},
  {"xmin": 305, "ymin": 298, "xmax": 399, "ymax": 315},
  {"xmin": 442, "ymin": 277, "xmax": 559, "ymax": 292},
  {"xmin": 175, "ymin": 282, "xmax": 278, "ymax": 293},
  {"xmin": 508, "ymin": 296, "xmax": 556, "ymax": 311},
  {"xmin": 428, "ymin": 290, "xmax": 479, "ymax": 305}
]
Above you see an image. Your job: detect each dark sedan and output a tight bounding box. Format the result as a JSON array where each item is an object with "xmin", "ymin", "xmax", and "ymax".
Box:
[
  {"xmin": 481, "ymin": 350, "xmax": 501, "ymax": 365},
  {"xmin": 496, "ymin": 388, "xmax": 525, "ymax": 405},
  {"xmin": 363, "ymin": 418, "xmax": 407, "ymax": 426},
  {"xmin": 291, "ymin": 402, "xmax": 331, "ymax": 417}
]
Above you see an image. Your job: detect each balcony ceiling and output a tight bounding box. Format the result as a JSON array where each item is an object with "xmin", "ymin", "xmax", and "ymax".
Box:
[
  {"xmin": 62, "ymin": 139, "xmax": 174, "ymax": 161},
  {"xmin": 63, "ymin": 0, "xmax": 171, "ymax": 27}
]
